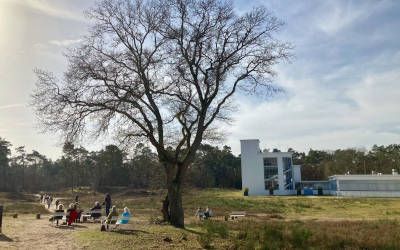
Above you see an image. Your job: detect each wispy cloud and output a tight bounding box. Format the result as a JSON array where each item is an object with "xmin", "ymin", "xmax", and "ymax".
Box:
[
  {"xmin": 0, "ymin": 103, "xmax": 25, "ymax": 110},
  {"xmin": 4, "ymin": 0, "xmax": 87, "ymax": 22},
  {"xmin": 49, "ymin": 39, "xmax": 82, "ymax": 47}
]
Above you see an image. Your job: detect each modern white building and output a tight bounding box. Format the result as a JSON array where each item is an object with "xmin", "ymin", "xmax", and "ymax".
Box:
[
  {"xmin": 241, "ymin": 139, "xmax": 301, "ymax": 196},
  {"xmin": 241, "ymin": 139, "xmax": 400, "ymax": 197}
]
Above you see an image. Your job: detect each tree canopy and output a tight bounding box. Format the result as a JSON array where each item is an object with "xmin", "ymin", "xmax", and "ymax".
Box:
[{"xmin": 32, "ymin": 0, "xmax": 290, "ymax": 227}]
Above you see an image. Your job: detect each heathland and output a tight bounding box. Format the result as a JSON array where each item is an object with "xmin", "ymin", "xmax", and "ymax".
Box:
[{"xmin": 1, "ymin": 188, "xmax": 400, "ymax": 249}]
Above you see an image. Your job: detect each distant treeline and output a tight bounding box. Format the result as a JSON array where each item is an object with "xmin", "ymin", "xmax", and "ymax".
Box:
[
  {"xmin": 291, "ymin": 145, "xmax": 400, "ymax": 180},
  {"xmin": 1, "ymin": 136, "xmax": 399, "ymax": 192},
  {"xmin": 0, "ymin": 137, "xmax": 241, "ymax": 192}
]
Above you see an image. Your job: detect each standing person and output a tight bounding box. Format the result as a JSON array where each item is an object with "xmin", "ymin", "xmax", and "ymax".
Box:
[
  {"xmin": 102, "ymin": 193, "xmax": 112, "ymax": 216},
  {"xmin": 46, "ymin": 196, "xmax": 52, "ymax": 209},
  {"xmin": 75, "ymin": 195, "xmax": 79, "ymax": 203}
]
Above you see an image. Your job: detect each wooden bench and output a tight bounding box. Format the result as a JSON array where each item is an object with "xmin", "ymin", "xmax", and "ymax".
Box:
[
  {"xmin": 229, "ymin": 211, "xmax": 246, "ymax": 220},
  {"xmin": 50, "ymin": 211, "xmax": 65, "ymax": 226},
  {"xmin": 81, "ymin": 209, "xmax": 103, "ymax": 222}
]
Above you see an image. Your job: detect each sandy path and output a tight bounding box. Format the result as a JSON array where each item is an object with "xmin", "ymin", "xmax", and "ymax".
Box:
[{"xmin": 0, "ymin": 213, "xmax": 97, "ymax": 250}]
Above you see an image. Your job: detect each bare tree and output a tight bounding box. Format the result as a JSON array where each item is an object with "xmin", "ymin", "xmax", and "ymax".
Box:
[{"xmin": 32, "ymin": 0, "xmax": 290, "ymax": 228}]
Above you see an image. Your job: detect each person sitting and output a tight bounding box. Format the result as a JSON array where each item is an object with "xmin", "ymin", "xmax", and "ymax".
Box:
[
  {"xmin": 103, "ymin": 206, "xmax": 118, "ymax": 230},
  {"xmin": 116, "ymin": 207, "xmax": 131, "ymax": 227},
  {"xmin": 66, "ymin": 203, "xmax": 78, "ymax": 226},
  {"xmin": 90, "ymin": 201, "xmax": 102, "ymax": 220},
  {"xmin": 50, "ymin": 204, "xmax": 64, "ymax": 226},
  {"xmin": 195, "ymin": 207, "xmax": 206, "ymax": 220},
  {"xmin": 204, "ymin": 206, "xmax": 213, "ymax": 219}
]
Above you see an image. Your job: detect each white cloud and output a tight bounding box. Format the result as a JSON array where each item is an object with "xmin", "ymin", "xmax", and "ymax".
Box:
[
  {"xmin": 225, "ymin": 61, "xmax": 400, "ymax": 154},
  {"xmin": 2, "ymin": 0, "xmax": 87, "ymax": 22},
  {"xmin": 312, "ymin": 1, "xmax": 392, "ymax": 35},
  {"xmin": 49, "ymin": 39, "xmax": 82, "ymax": 47},
  {"xmin": 0, "ymin": 103, "xmax": 25, "ymax": 110}
]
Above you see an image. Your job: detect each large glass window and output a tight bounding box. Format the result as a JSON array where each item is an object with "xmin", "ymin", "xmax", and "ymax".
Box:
[
  {"xmin": 283, "ymin": 157, "xmax": 292, "ymax": 171},
  {"xmin": 283, "ymin": 157, "xmax": 294, "ymax": 190},
  {"xmin": 264, "ymin": 157, "xmax": 278, "ymax": 191},
  {"xmin": 265, "ymin": 179, "xmax": 279, "ymax": 190},
  {"xmin": 264, "ymin": 167, "xmax": 278, "ymax": 179},
  {"xmin": 264, "ymin": 157, "xmax": 277, "ymax": 166}
]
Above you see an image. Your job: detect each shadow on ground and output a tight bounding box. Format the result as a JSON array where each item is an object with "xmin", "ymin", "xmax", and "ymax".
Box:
[
  {"xmin": 111, "ymin": 229, "xmax": 150, "ymax": 235},
  {"xmin": 52, "ymin": 224, "xmax": 88, "ymax": 230},
  {"xmin": 0, "ymin": 234, "xmax": 13, "ymax": 242}
]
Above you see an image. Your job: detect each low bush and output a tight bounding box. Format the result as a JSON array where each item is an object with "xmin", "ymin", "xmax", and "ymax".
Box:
[
  {"xmin": 203, "ymin": 221, "xmax": 229, "ymax": 239},
  {"xmin": 197, "ymin": 233, "xmax": 212, "ymax": 249},
  {"xmin": 243, "ymin": 188, "xmax": 249, "ymax": 196}
]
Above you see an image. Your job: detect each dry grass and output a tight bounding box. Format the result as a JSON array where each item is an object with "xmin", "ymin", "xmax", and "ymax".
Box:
[
  {"xmin": 2, "ymin": 188, "xmax": 400, "ymax": 249},
  {"xmin": 0, "ymin": 192, "xmax": 49, "ymax": 215}
]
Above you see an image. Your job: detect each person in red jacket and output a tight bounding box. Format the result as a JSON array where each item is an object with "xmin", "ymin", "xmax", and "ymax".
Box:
[{"xmin": 66, "ymin": 203, "xmax": 78, "ymax": 226}]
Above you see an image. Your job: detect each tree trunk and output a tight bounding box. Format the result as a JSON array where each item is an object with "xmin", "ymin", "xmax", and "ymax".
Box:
[
  {"xmin": 167, "ymin": 180, "xmax": 184, "ymax": 228},
  {"xmin": 161, "ymin": 195, "xmax": 170, "ymax": 222},
  {"xmin": 163, "ymin": 162, "xmax": 186, "ymax": 228}
]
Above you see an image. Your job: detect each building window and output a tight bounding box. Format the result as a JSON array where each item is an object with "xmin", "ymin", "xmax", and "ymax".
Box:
[
  {"xmin": 264, "ymin": 167, "xmax": 278, "ymax": 179},
  {"xmin": 283, "ymin": 157, "xmax": 292, "ymax": 171},
  {"xmin": 264, "ymin": 157, "xmax": 277, "ymax": 166},
  {"xmin": 265, "ymin": 179, "xmax": 279, "ymax": 190},
  {"xmin": 264, "ymin": 160, "xmax": 278, "ymax": 190},
  {"xmin": 283, "ymin": 157, "xmax": 293, "ymax": 190}
]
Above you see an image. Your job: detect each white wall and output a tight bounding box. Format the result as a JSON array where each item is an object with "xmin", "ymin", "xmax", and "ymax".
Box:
[
  {"xmin": 293, "ymin": 165, "xmax": 301, "ymax": 183},
  {"xmin": 240, "ymin": 140, "xmax": 266, "ymax": 195}
]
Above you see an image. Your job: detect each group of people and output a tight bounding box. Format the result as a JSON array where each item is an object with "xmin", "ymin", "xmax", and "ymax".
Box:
[
  {"xmin": 195, "ymin": 206, "xmax": 213, "ymax": 220},
  {"xmin": 44, "ymin": 192, "xmax": 131, "ymax": 229},
  {"xmin": 40, "ymin": 194, "xmax": 53, "ymax": 209}
]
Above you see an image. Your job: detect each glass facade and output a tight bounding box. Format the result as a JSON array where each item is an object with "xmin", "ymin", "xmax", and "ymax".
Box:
[
  {"xmin": 264, "ymin": 157, "xmax": 277, "ymax": 166},
  {"xmin": 283, "ymin": 157, "xmax": 294, "ymax": 190},
  {"xmin": 264, "ymin": 157, "xmax": 279, "ymax": 190}
]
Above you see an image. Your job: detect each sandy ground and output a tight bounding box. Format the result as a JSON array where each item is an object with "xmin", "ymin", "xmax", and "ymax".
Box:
[
  {"xmin": 0, "ymin": 213, "xmax": 99, "ymax": 250},
  {"xmin": 0, "ymin": 199, "xmax": 99, "ymax": 250}
]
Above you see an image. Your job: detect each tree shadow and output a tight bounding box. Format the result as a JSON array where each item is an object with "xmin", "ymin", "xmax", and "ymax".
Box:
[
  {"xmin": 111, "ymin": 229, "xmax": 150, "ymax": 235},
  {"xmin": 53, "ymin": 224, "xmax": 88, "ymax": 230},
  {"xmin": 183, "ymin": 228, "xmax": 202, "ymax": 235},
  {"xmin": 54, "ymin": 225, "xmax": 75, "ymax": 230},
  {"xmin": 72, "ymin": 224, "xmax": 88, "ymax": 229},
  {"xmin": 0, "ymin": 234, "xmax": 13, "ymax": 242}
]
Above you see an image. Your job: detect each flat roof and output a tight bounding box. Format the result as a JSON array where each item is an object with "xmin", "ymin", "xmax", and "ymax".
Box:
[{"xmin": 329, "ymin": 175, "xmax": 400, "ymax": 180}]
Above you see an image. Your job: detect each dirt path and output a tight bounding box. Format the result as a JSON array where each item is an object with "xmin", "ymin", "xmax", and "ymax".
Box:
[{"xmin": 0, "ymin": 214, "xmax": 97, "ymax": 250}]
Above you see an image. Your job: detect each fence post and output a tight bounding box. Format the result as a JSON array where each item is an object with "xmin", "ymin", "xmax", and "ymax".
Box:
[{"xmin": 0, "ymin": 205, "xmax": 3, "ymax": 234}]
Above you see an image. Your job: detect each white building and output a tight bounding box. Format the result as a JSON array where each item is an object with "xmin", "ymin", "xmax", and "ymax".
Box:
[
  {"xmin": 241, "ymin": 139, "xmax": 301, "ymax": 196},
  {"xmin": 329, "ymin": 174, "xmax": 400, "ymax": 197},
  {"xmin": 241, "ymin": 139, "xmax": 400, "ymax": 197}
]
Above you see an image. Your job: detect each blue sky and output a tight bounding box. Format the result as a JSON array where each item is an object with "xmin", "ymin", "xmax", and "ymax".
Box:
[{"xmin": 0, "ymin": 0, "xmax": 399, "ymax": 158}]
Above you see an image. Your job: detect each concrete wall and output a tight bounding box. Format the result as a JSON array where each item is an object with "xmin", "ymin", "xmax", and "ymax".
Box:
[
  {"xmin": 240, "ymin": 140, "xmax": 266, "ymax": 195},
  {"xmin": 293, "ymin": 165, "xmax": 301, "ymax": 183}
]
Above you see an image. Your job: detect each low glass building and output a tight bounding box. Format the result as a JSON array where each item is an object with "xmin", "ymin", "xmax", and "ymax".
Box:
[{"xmin": 328, "ymin": 175, "xmax": 400, "ymax": 197}]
